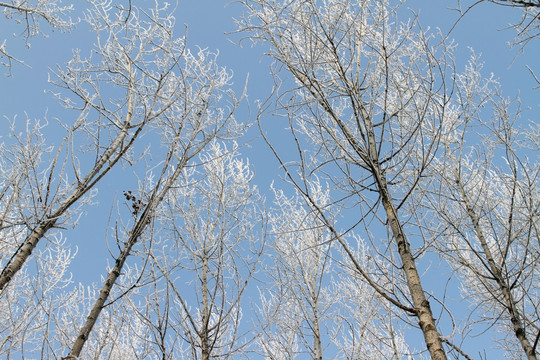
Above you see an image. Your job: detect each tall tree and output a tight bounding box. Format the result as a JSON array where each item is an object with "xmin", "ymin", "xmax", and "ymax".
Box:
[
  {"xmin": 260, "ymin": 185, "xmax": 412, "ymax": 359},
  {"xmin": 259, "ymin": 186, "xmax": 334, "ymax": 360},
  {"xmin": 62, "ymin": 37, "xmax": 245, "ymax": 360},
  {"xmin": 238, "ymin": 0, "xmax": 476, "ymax": 358},
  {"xmin": 1, "ymin": 1, "xmax": 246, "ymax": 357},
  {"xmin": 141, "ymin": 142, "xmax": 265, "ymax": 359},
  {"xmin": 0, "ymin": 0, "xmax": 187, "ymax": 291},
  {"xmin": 61, "ymin": 142, "xmax": 263, "ymax": 359},
  {"xmin": 422, "ymin": 56, "xmax": 539, "ymax": 359}
]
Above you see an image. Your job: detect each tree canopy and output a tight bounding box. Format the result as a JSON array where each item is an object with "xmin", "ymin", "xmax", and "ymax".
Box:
[{"xmin": 0, "ymin": 1, "xmax": 538, "ymax": 359}]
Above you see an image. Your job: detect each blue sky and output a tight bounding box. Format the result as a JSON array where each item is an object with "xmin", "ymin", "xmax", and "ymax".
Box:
[{"xmin": 1, "ymin": 0, "xmax": 538, "ymax": 358}]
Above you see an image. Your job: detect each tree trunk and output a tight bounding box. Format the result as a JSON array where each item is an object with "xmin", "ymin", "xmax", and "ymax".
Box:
[
  {"xmin": 311, "ymin": 291, "xmax": 323, "ymax": 360},
  {"xmin": 201, "ymin": 256, "xmax": 211, "ymax": 360},
  {"xmin": 0, "ymin": 219, "xmax": 55, "ymax": 291},
  {"xmin": 373, "ymin": 163, "xmax": 447, "ymax": 360},
  {"xmin": 63, "ymin": 231, "xmax": 139, "ymax": 359}
]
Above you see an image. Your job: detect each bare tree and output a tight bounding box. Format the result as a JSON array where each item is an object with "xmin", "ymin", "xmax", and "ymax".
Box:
[
  {"xmin": 421, "ymin": 56, "xmax": 539, "ymax": 360},
  {"xmin": 0, "ymin": 0, "xmax": 188, "ymax": 292},
  {"xmin": 52, "ymin": 268, "xmax": 154, "ymax": 359},
  {"xmin": 237, "ymin": 0, "xmax": 475, "ymax": 358},
  {"xmin": 137, "ymin": 142, "xmax": 265, "ymax": 359},
  {"xmin": 0, "ymin": 230, "xmax": 76, "ymax": 357},
  {"xmin": 2, "ymin": 1, "xmax": 536, "ymax": 359},
  {"xmin": 61, "ymin": 41, "xmax": 246, "ymax": 357},
  {"xmin": 260, "ymin": 185, "xmax": 413, "ymax": 359},
  {"xmin": 62, "ymin": 141, "xmax": 262, "ymax": 359},
  {"xmin": 1, "ymin": 1, "xmax": 245, "ymax": 357},
  {"xmin": 258, "ymin": 185, "xmax": 333, "ymax": 360}
]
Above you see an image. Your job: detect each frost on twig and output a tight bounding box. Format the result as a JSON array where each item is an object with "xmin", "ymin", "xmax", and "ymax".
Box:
[{"xmin": 0, "ymin": 0, "xmax": 75, "ymax": 74}]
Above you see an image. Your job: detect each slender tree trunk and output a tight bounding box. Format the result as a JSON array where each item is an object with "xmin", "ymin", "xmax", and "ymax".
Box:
[
  {"xmin": 62, "ymin": 126, "xmax": 202, "ymax": 358},
  {"xmin": 311, "ymin": 291, "xmax": 323, "ymax": 360},
  {"xmin": 372, "ymin": 161, "xmax": 447, "ymax": 360},
  {"xmin": 0, "ymin": 219, "xmax": 56, "ymax": 291},
  {"xmin": 309, "ymin": 249, "xmax": 323, "ymax": 360},
  {"xmin": 457, "ymin": 180, "xmax": 537, "ymax": 360},
  {"xmin": 63, "ymin": 223, "xmax": 141, "ymax": 359},
  {"xmin": 201, "ymin": 256, "xmax": 211, "ymax": 360},
  {"xmin": 357, "ymin": 108, "xmax": 448, "ymax": 360}
]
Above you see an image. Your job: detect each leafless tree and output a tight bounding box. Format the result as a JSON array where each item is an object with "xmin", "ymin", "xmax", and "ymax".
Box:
[
  {"xmin": 62, "ymin": 141, "xmax": 262, "ymax": 359},
  {"xmin": 136, "ymin": 142, "xmax": 265, "ymax": 360},
  {"xmin": 52, "ymin": 268, "xmax": 154, "ymax": 359},
  {"xmin": 1, "ymin": 1, "xmax": 246, "ymax": 357},
  {"xmin": 259, "ymin": 185, "xmax": 413, "ymax": 359},
  {"xmin": 258, "ymin": 186, "xmax": 333, "ymax": 360},
  {"xmin": 61, "ymin": 40, "xmax": 245, "ymax": 360},
  {"xmin": 0, "ymin": 0, "xmax": 187, "ymax": 292},
  {"xmin": 420, "ymin": 56, "xmax": 539, "ymax": 360},
  {"xmin": 237, "ymin": 0, "xmax": 482, "ymax": 358},
  {"xmin": 2, "ymin": 0, "xmax": 536, "ymax": 359}
]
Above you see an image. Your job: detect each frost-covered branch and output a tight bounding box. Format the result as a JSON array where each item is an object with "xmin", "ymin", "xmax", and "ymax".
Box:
[{"xmin": 0, "ymin": 0, "xmax": 75, "ymax": 74}]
